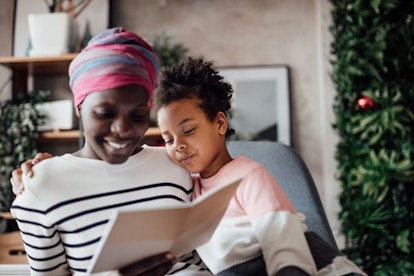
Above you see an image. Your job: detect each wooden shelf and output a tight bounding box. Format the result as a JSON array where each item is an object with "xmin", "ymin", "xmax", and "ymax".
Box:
[
  {"xmin": 0, "ymin": 54, "xmax": 79, "ymax": 97},
  {"xmin": 39, "ymin": 127, "xmax": 161, "ymax": 142},
  {"xmin": 0, "ymin": 55, "xmax": 164, "ymax": 149},
  {"xmin": 39, "ymin": 130, "xmax": 81, "ymax": 141},
  {"xmin": 0, "ymin": 54, "xmax": 78, "ymax": 75}
]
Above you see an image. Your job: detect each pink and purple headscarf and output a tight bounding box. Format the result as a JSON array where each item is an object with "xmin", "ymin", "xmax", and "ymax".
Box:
[{"xmin": 69, "ymin": 27, "xmax": 159, "ymax": 107}]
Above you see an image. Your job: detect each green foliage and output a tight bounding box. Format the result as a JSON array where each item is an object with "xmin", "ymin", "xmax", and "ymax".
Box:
[
  {"xmin": 151, "ymin": 32, "xmax": 189, "ymax": 67},
  {"xmin": 330, "ymin": 0, "xmax": 414, "ymax": 274},
  {"xmin": 0, "ymin": 91, "xmax": 49, "ymax": 212}
]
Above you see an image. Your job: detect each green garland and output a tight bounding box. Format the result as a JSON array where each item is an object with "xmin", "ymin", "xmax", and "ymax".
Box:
[
  {"xmin": 0, "ymin": 91, "xmax": 48, "ymax": 212},
  {"xmin": 330, "ymin": 1, "xmax": 414, "ymax": 274}
]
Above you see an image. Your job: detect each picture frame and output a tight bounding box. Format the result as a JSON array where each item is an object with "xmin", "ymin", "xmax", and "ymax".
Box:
[{"xmin": 218, "ymin": 65, "xmax": 291, "ymax": 145}]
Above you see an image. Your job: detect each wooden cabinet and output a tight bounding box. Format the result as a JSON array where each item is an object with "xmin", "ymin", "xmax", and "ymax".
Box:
[{"xmin": 0, "ymin": 55, "xmax": 162, "ymax": 152}]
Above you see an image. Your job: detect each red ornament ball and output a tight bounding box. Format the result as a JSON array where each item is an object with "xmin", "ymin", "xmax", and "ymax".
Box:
[{"xmin": 357, "ymin": 95, "xmax": 374, "ymax": 110}]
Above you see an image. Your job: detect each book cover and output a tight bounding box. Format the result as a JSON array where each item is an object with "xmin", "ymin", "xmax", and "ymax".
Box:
[{"xmin": 88, "ymin": 178, "xmax": 241, "ymax": 273}]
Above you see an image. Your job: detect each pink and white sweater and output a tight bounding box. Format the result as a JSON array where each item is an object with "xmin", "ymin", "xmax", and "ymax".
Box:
[{"xmin": 193, "ymin": 156, "xmax": 317, "ymax": 275}]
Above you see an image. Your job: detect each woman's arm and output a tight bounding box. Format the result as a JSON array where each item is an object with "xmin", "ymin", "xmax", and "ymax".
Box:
[{"xmin": 11, "ymin": 185, "xmax": 70, "ymax": 275}]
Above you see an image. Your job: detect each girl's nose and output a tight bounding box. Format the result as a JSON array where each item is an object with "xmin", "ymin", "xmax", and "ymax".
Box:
[{"xmin": 175, "ymin": 139, "xmax": 187, "ymax": 152}]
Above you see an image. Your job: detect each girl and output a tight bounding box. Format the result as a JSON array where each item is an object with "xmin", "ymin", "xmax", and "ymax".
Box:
[{"xmin": 153, "ymin": 57, "xmax": 317, "ymax": 275}]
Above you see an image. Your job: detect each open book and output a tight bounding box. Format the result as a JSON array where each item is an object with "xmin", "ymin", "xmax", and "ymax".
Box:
[{"xmin": 88, "ymin": 179, "xmax": 242, "ymax": 273}]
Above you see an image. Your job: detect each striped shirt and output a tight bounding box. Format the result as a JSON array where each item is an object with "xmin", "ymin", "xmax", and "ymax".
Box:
[{"xmin": 10, "ymin": 145, "xmax": 210, "ymax": 275}]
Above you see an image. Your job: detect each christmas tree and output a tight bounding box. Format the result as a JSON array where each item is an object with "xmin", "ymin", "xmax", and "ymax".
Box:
[{"xmin": 330, "ymin": 1, "xmax": 414, "ymax": 274}]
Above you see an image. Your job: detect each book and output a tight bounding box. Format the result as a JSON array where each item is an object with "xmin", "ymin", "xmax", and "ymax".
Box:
[{"xmin": 87, "ymin": 178, "xmax": 242, "ymax": 273}]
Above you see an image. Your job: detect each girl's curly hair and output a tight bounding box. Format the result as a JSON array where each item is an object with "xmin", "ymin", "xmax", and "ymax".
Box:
[{"xmin": 153, "ymin": 57, "xmax": 235, "ymax": 138}]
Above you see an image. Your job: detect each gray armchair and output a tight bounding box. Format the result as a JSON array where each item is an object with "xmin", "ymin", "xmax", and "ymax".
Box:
[{"xmin": 227, "ymin": 141, "xmax": 338, "ymax": 252}]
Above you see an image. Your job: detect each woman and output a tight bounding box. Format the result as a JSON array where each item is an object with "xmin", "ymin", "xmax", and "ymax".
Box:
[{"xmin": 10, "ymin": 27, "xmax": 210, "ymax": 276}]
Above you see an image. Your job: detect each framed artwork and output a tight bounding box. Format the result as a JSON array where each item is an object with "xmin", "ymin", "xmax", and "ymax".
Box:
[{"xmin": 218, "ymin": 65, "xmax": 291, "ymax": 145}]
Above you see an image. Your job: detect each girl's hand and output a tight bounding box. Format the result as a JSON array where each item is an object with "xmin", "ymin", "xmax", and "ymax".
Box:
[{"xmin": 10, "ymin": 152, "xmax": 54, "ymax": 195}]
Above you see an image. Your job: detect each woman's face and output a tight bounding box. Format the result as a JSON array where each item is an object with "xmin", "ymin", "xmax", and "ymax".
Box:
[{"xmin": 77, "ymin": 84, "xmax": 150, "ymax": 164}]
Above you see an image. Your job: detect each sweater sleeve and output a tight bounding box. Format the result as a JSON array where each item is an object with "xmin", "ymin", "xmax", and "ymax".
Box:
[
  {"xmin": 238, "ymin": 167, "xmax": 317, "ymax": 275},
  {"xmin": 252, "ymin": 212, "xmax": 316, "ymax": 275},
  {"xmin": 10, "ymin": 180, "xmax": 70, "ymax": 275}
]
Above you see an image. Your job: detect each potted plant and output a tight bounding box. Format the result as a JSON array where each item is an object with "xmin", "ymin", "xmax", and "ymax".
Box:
[
  {"xmin": 28, "ymin": 0, "xmax": 92, "ymax": 56},
  {"xmin": 151, "ymin": 32, "xmax": 189, "ymax": 67},
  {"xmin": 0, "ymin": 91, "xmax": 48, "ymax": 221},
  {"xmin": 44, "ymin": 0, "xmax": 92, "ymax": 16}
]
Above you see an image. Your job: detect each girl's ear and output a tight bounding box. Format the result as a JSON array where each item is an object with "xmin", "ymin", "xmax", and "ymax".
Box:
[{"xmin": 216, "ymin": 112, "xmax": 228, "ymax": 135}]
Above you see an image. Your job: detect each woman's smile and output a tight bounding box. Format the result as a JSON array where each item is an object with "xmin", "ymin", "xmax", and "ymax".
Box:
[{"xmin": 104, "ymin": 139, "xmax": 135, "ymax": 156}]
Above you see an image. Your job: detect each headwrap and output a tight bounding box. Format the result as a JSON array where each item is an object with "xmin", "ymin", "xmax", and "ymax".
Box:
[{"xmin": 69, "ymin": 27, "xmax": 159, "ymax": 107}]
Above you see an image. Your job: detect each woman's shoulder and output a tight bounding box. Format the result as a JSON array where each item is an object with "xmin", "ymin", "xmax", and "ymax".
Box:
[
  {"xmin": 32, "ymin": 154, "xmax": 93, "ymax": 171},
  {"xmin": 142, "ymin": 144, "xmax": 167, "ymax": 155},
  {"xmin": 139, "ymin": 145, "xmax": 186, "ymax": 171},
  {"xmin": 26, "ymin": 155, "xmax": 72, "ymax": 180},
  {"xmin": 31, "ymin": 154, "xmax": 67, "ymax": 171},
  {"xmin": 140, "ymin": 145, "xmax": 173, "ymax": 163}
]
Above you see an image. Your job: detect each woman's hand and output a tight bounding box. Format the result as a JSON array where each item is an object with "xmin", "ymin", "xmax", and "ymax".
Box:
[
  {"xmin": 119, "ymin": 252, "xmax": 177, "ymax": 276},
  {"xmin": 10, "ymin": 152, "xmax": 54, "ymax": 195}
]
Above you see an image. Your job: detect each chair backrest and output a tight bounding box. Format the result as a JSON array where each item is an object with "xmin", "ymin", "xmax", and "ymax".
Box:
[{"xmin": 227, "ymin": 140, "xmax": 338, "ymax": 250}]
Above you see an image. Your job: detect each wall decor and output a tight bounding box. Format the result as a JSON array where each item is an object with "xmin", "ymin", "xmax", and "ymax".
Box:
[{"xmin": 218, "ymin": 65, "xmax": 291, "ymax": 145}]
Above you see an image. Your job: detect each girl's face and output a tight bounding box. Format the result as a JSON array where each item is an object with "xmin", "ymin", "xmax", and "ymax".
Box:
[
  {"xmin": 77, "ymin": 84, "xmax": 150, "ymax": 164},
  {"xmin": 157, "ymin": 98, "xmax": 229, "ymax": 178}
]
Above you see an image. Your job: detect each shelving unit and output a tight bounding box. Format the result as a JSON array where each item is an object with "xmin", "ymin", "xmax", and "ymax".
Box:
[
  {"xmin": 0, "ymin": 55, "xmax": 162, "ymax": 147},
  {"xmin": 0, "ymin": 54, "xmax": 76, "ymax": 98}
]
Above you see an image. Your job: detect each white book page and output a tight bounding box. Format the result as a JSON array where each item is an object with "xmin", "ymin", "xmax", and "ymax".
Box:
[{"xmin": 88, "ymin": 179, "xmax": 241, "ymax": 273}]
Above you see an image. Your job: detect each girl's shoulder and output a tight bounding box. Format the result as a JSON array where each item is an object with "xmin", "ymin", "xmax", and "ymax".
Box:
[{"xmin": 231, "ymin": 155, "xmax": 264, "ymax": 171}]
